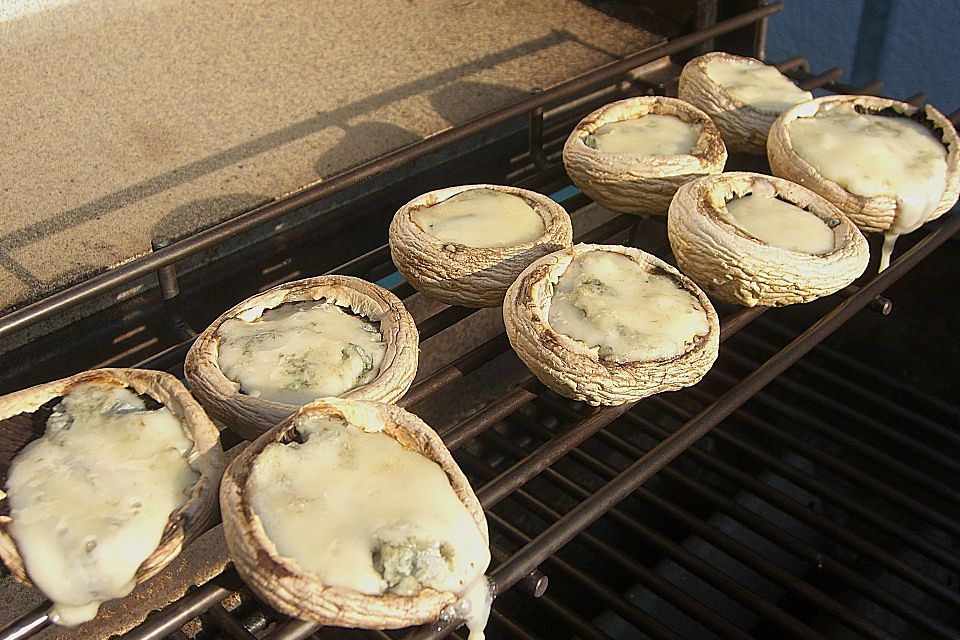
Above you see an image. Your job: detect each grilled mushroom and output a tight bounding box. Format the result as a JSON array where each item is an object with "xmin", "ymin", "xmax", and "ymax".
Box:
[
  {"xmin": 220, "ymin": 397, "xmax": 491, "ymax": 631},
  {"xmin": 0, "ymin": 368, "xmax": 223, "ymax": 625},
  {"xmin": 678, "ymin": 51, "xmax": 812, "ymax": 154},
  {"xmin": 768, "ymin": 95, "xmax": 959, "ymax": 268},
  {"xmin": 503, "ymin": 243, "xmax": 719, "ymax": 406},
  {"xmin": 389, "ymin": 184, "xmax": 573, "ymax": 308},
  {"xmin": 561, "ymin": 96, "xmax": 727, "ymax": 215},
  {"xmin": 185, "ymin": 275, "xmax": 418, "ymax": 440},
  {"xmin": 668, "ymin": 172, "xmax": 869, "ymax": 306}
]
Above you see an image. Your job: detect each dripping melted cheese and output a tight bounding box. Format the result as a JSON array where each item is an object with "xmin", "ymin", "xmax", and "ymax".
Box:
[
  {"xmin": 789, "ymin": 107, "xmax": 948, "ymax": 236},
  {"xmin": 5, "ymin": 383, "xmax": 197, "ymax": 626}
]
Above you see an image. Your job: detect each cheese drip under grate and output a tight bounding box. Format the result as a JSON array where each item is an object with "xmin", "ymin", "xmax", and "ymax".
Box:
[
  {"xmin": 5, "ymin": 383, "xmax": 197, "ymax": 626},
  {"xmin": 548, "ymin": 251, "xmax": 710, "ymax": 363}
]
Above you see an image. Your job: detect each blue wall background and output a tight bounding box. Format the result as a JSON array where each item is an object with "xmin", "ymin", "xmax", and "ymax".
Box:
[{"xmin": 766, "ymin": 0, "xmax": 960, "ymax": 112}]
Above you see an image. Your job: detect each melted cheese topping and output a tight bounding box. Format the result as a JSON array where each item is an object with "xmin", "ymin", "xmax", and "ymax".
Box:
[
  {"xmin": 547, "ymin": 251, "xmax": 710, "ymax": 362},
  {"xmin": 248, "ymin": 414, "xmax": 490, "ymax": 601},
  {"xmin": 411, "ymin": 189, "xmax": 545, "ymax": 248},
  {"xmin": 705, "ymin": 60, "xmax": 812, "ymax": 112},
  {"xmin": 725, "ymin": 181, "xmax": 835, "ymax": 254},
  {"xmin": 5, "ymin": 383, "xmax": 197, "ymax": 626},
  {"xmin": 585, "ymin": 115, "xmax": 701, "ymax": 156},
  {"xmin": 789, "ymin": 107, "xmax": 948, "ymax": 236},
  {"xmin": 217, "ymin": 301, "xmax": 386, "ymax": 405}
]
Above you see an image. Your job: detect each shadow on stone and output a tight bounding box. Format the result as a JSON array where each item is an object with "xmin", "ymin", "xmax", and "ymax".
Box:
[
  {"xmin": 428, "ymin": 80, "xmax": 529, "ymax": 126},
  {"xmin": 313, "ymin": 121, "xmax": 422, "ymax": 178},
  {"xmin": 151, "ymin": 193, "xmax": 271, "ymax": 247}
]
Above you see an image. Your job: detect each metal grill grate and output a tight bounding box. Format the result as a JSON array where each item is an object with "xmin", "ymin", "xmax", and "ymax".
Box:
[{"xmin": 2, "ymin": 3, "xmax": 959, "ymax": 640}]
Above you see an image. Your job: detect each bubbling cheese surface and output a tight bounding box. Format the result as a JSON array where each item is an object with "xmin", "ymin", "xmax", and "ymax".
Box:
[
  {"xmin": 411, "ymin": 189, "xmax": 545, "ymax": 248},
  {"xmin": 5, "ymin": 383, "xmax": 197, "ymax": 626},
  {"xmin": 725, "ymin": 182, "xmax": 835, "ymax": 254},
  {"xmin": 217, "ymin": 301, "xmax": 386, "ymax": 405},
  {"xmin": 705, "ymin": 60, "xmax": 812, "ymax": 112},
  {"xmin": 548, "ymin": 251, "xmax": 710, "ymax": 362},
  {"xmin": 789, "ymin": 107, "xmax": 948, "ymax": 236},
  {"xmin": 247, "ymin": 413, "xmax": 490, "ymax": 600},
  {"xmin": 585, "ymin": 115, "xmax": 701, "ymax": 156}
]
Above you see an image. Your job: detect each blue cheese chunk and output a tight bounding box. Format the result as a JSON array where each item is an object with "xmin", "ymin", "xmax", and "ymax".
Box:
[{"xmin": 216, "ymin": 301, "xmax": 387, "ymax": 405}]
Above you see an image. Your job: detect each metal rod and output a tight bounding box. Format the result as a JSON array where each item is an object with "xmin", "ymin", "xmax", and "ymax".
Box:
[
  {"xmin": 797, "ymin": 67, "xmax": 843, "ymax": 91},
  {"xmin": 483, "ymin": 511, "xmax": 682, "ymax": 640},
  {"xmin": 528, "ymin": 90, "xmax": 549, "ymax": 170},
  {"xmin": 666, "ymin": 384, "xmax": 960, "ymax": 588},
  {"xmin": 611, "ymin": 413, "xmax": 960, "ymax": 638},
  {"xmin": 551, "ymin": 433, "xmax": 896, "ymax": 640},
  {"xmin": 0, "ymin": 2, "xmax": 784, "ymax": 340},
  {"xmin": 399, "ymin": 334, "xmax": 512, "ymax": 408},
  {"xmin": 121, "ymin": 581, "xmax": 234, "ymax": 640},
  {"xmin": 458, "ymin": 447, "xmax": 752, "ymax": 640},
  {"xmin": 205, "ymin": 605, "xmax": 260, "ymax": 640},
  {"xmin": 730, "ymin": 328, "xmax": 960, "ymax": 451},
  {"xmin": 754, "ymin": 315, "xmax": 960, "ymax": 422},
  {"xmin": 528, "ymin": 452, "xmax": 830, "ymax": 640},
  {"xmin": 0, "ymin": 605, "xmax": 51, "ymax": 640},
  {"xmin": 514, "ymin": 406, "xmax": 946, "ymax": 639},
  {"xmin": 697, "ymin": 355, "xmax": 960, "ymax": 515},
  {"xmin": 673, "ymin": 385, "xmax": 960, "ymax": 569}
]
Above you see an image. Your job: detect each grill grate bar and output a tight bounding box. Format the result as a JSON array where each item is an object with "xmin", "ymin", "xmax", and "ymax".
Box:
[
  {"xmin": 730, "ymin": 329, "xmax": 960, "ymax": 452},
  {"xmin": 458, "ymin": 443, "xmax": 755, "ymax": 640},
  {"xmin": 513, "ymin": 441, "xmax": 833, "ymax": 640},
  {"xmin": 752, "ymin": 316, "xmax": 960, "ymax": 423},
  {"xmin": 644, "ymin": 393, "xmax": 960, "ymax": 605},
  {"xmin": 484, "ymin": 509, "xmax": 685, "ymax": 640},
  {"xmin": 687, "ymin": 373, "xmax": 960, "ymax": 542},
  {"xmin": 561, "ymin": 435, "xmax": 896, "ymax": 639},
  {"xmin": 616, "ymin": 411, "xmax": 960, "ymax": 639}
]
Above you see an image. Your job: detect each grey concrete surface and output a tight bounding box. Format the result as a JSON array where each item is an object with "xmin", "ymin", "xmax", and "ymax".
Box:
[{"xmin": 0, "ymin": 0, "xmax": 662, "ymax": 314}]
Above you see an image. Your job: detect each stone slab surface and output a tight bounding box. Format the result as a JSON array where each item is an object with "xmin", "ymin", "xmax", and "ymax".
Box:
[{"xmin": 0, "ymin": 0, "xmax": 662, "ymax": 314}]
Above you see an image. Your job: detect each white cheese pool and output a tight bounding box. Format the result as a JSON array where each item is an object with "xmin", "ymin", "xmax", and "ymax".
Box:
[
  {"xmin": 217, "ymin": 301, "xmax": 386, "ymax": 405},
  {"xmin": 584, "ymin": 114, "xmax": 701, "ymax": 156},
  {"xmin": 411, "ymin": 189, "xmax": 545, "ymax": 249},
  {"xmin": 548, "ymin": 251, "xmax": 710, "ymax": 363},
  {"xmin": 724, "ymin": 181, "xmax": 835, "ymax": 254},
  {"xmin": 6, "ymin": 383, "xmax": 197, "ymax": 626},
  {"xmin": 705, "ymin": 60, "xmax": 812, "ymax": 112}
]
